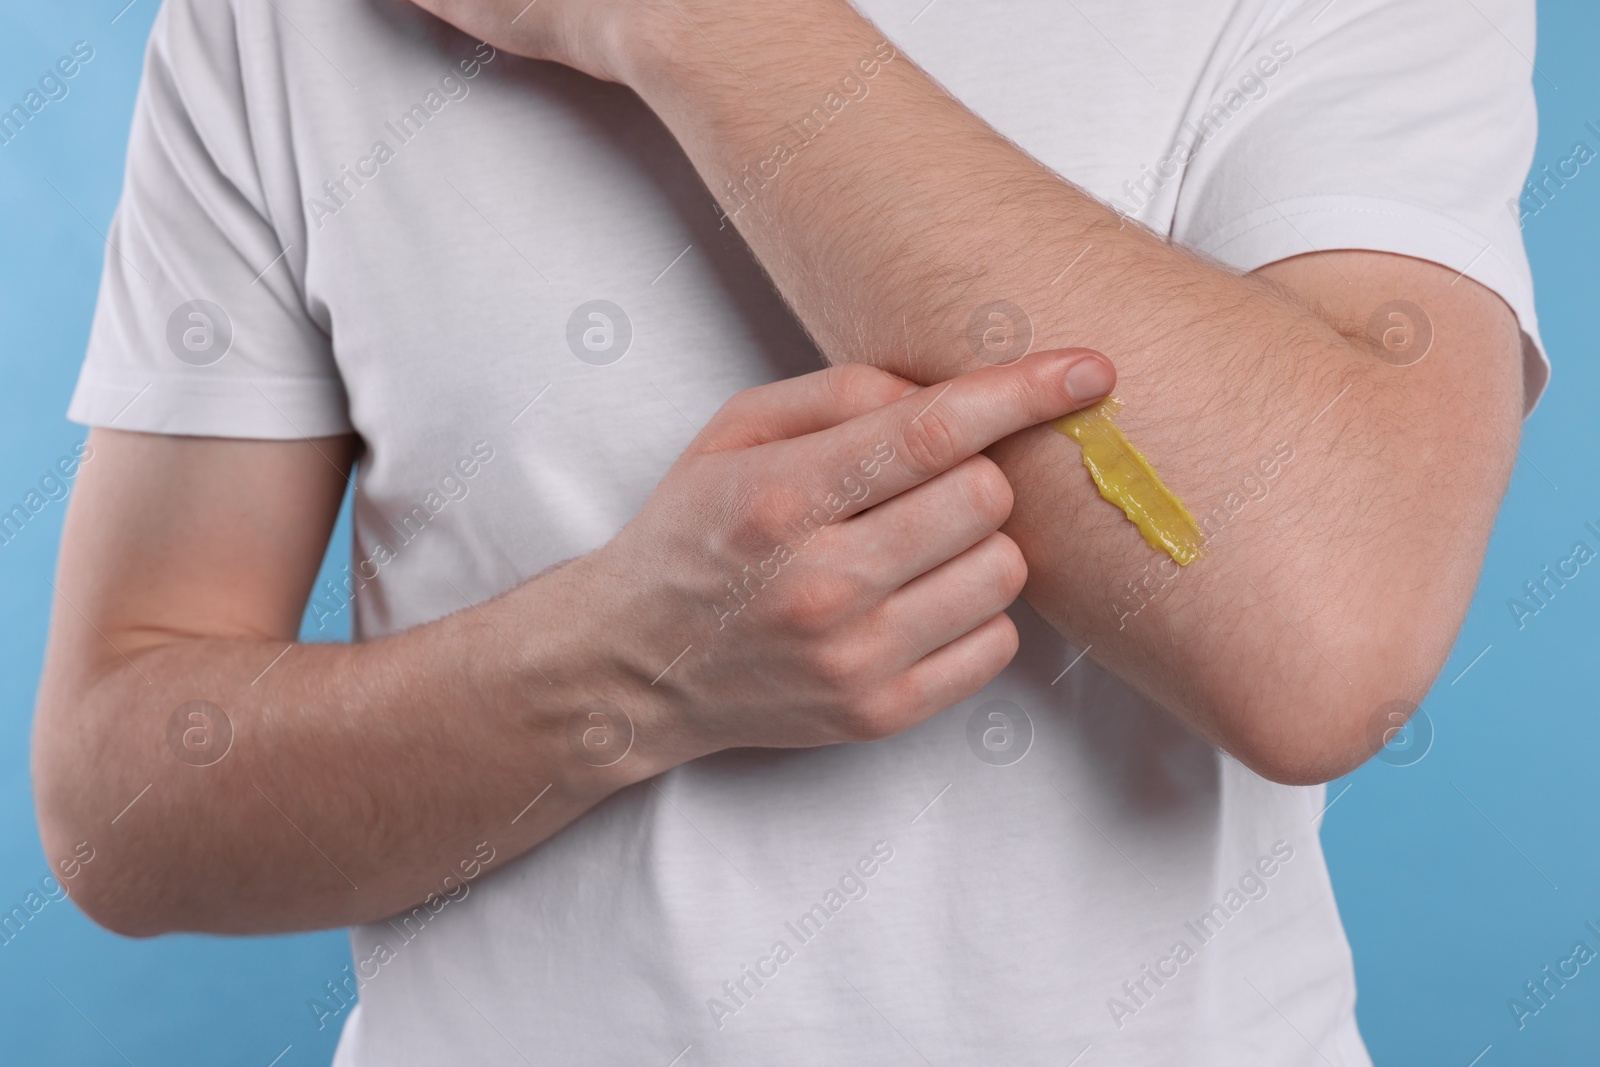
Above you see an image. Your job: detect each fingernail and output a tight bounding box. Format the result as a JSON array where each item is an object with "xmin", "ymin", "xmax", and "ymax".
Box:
[
  {"xmin": 899, "ymin": 382, "xmax": 922, "ymax": 398},
  {"xmin": 1064, "ymin": 356, "xmax": 1114, "ymax": 402}
]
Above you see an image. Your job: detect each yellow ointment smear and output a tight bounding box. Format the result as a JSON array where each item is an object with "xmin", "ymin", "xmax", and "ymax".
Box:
[{"xmin": 1050, "ymin": 397, "xmax": 1204, "ymax": 566}]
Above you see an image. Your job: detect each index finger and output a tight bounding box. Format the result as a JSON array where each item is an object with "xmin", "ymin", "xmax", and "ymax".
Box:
[{"xmin": 788, "ymin": 348, "xmax": 1116, "ymax": 518}]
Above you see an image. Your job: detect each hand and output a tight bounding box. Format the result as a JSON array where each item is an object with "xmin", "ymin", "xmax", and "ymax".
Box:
[
  {"xmin": 593, "ymin": 349, "xmax": 1116, "ymax": 755},
  {"xmin": 403, "ymin": 0, "xmax": 648, "ymax": 82}
]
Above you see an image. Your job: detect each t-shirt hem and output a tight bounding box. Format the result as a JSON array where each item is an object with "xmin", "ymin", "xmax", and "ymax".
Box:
[
  {"xmin": 1187, "ymin": 193, "xmax": 1550, "ymax": 416},
  {"xmin": 67, "ymin": 372, "xmax": 354, "ymax": 439}
]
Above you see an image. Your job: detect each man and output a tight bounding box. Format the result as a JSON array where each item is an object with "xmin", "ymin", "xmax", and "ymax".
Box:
[{"xmin": 34, "ymin": 0, "xmax": 1544, "ymax": 1061}]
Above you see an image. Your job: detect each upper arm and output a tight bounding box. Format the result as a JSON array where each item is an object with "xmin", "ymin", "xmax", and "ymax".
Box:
[{"xmin": 44, "ymin": 428, "xmax": 356, "ymax": 678}]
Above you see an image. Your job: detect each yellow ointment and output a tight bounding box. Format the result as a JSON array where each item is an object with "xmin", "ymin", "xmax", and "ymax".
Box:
[{"xmin": 1050, "ymin": 397, "xmax": 1204, "ymax": 566}]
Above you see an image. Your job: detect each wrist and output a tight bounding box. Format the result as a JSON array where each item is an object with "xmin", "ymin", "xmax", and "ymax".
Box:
[
  {"xmin": 601, "ymin": 0, "xmax": 688, "ymax": 90},
  {"xmin": 519, "ymin": 549, "xmax": 714, "ymax": 786},
  {"xmin": 611, "ymin": 0, "xmax": 874, "ymax": 99}
]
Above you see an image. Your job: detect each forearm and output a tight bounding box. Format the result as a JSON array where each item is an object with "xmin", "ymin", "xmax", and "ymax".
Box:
[
  {"xmin": 33, "ymin": 553, "xmax": 688, "ymax": 936},
  {"xmin": 618, "ymin": 1, "xmax": 1523, "ymax": 777},
  {"xmin": 624, "ymin": 1, "xmax": 1190, "ymax": 381}
]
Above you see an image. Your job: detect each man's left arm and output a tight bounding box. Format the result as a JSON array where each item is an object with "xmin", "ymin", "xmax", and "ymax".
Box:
[{"xmin": 415, "ymin": 0, "xmax": 1528, "ymax": 783}]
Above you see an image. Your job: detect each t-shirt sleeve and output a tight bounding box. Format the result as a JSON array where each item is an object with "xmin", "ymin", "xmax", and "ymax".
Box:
[
  {"xmin": 1170, "ymin": 0, "xmax": 1549, "ymax": 413},
  {"xmin": 67, "ymin": 0, "xmax": 351, "ymax": 439}
]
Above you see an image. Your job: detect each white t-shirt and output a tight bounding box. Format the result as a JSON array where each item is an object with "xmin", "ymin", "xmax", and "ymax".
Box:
[{"xmin": 71, "ymin": 0, "xmax": 1545, "ymax": 1062}]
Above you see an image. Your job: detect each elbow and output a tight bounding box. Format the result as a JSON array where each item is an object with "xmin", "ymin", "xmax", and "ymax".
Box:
[
  {"xmin": 70, "ymin": 885, "xmax": 169, "ymax": 941},
  {"xmin": 33, "ymin": 746, "xmax": 171, "ymax": 940},
  {"xmin": 1225, "ymin": 701, "xmax": 1389, "ymax": 787},
  {"xmin": 34, "ymin": 816, "xmax": 169, "ymax": 940},
  {"xmin": 32, "ymin": 660, "xmax": 200, "ymax": 939},
  {"xmin": 1209, "ymin": 603, "xmax": 1456, "ymax": 787}
]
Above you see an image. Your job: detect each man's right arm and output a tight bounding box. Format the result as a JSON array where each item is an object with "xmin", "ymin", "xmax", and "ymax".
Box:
[
  {"xmin": 31, "ymin": 427, "xmax": 676, "ymax": 936},
  {"xmin": 34, "ymin": 354, "xmax": 1112, "ymax": 936}
]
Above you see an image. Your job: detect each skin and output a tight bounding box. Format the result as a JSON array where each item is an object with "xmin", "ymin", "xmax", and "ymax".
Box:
[
  {"xmin": 403, "ymin": 0, "xmax": 1525, "ymax": 781},
  {"xmin": 33, "ymin": 354, "xmax": 1113, "ymax": 935},
  {"xmin": 36, "ymin": 0, "xmax": 1527, "ymax": 936}
]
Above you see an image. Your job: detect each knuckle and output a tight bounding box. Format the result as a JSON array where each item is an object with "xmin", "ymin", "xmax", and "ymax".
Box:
[
  {"xmin": 866, "ymin": 680, "xmax": 919, "ymax": 737},
  {"xmin": 725, "ymin": 383, "xmax": 764, "ymax": 413},
  {"xmin": 980, "ymin": 614, "xmax": 1022, "ymax": 673},
  {"xmin": 826, "ymin": 363, "xmax": 908, "ymax": 409},
  {"xmin": 779, "ymin": 574, "xmax": 853, "ymax": 633},
  {"xmin": 834, "ymin": 688, "xmax": 898, "ymax": 743},
  {"xmin": 956, "ymin": 456, "xmax": 1014, "ymax": 527},
  {"xmin": 957, "ymin": 614, "xmax": 1020, "ymax": 689},
  {"xmin": 809, "ymin": 638, "xmax": 869, "ymax": 689},
  {"xmin": 721, "ymin": 486, "xmax": 781, "ymax": 549},
  {"xmin": 988, "ymin": 534, "xmax": 1029, "ymax": 599},
  {"xmin": 741, "ymin": 484, "xmax": 793, "ymax": 538},
  {"xmin": 699, "ymin": 388, "xmax": 762, "ymax": 449},
  {"xmin": 898, "ymin": 409, "xmax": 961, "ymax": 478},
  {"xmin": 720, "ymin": 383, "xmax": 766, "ymax": 423}
]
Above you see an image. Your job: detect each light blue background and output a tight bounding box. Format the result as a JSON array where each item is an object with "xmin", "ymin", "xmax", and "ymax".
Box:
[{"xmin": 2, "ymin": 3, "xmax": 1595, "ymax": 1064}]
